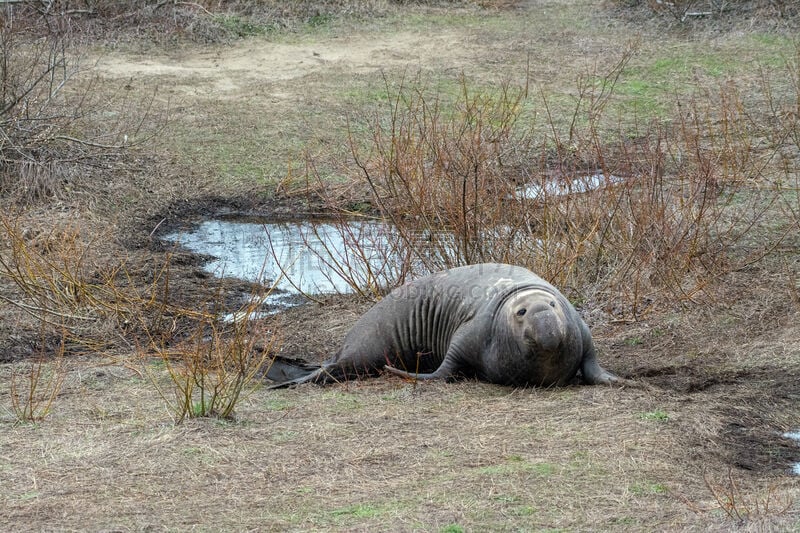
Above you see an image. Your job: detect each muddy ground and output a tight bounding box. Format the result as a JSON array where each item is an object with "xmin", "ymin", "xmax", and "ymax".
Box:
[{"xmin": 1, "ymin": 1, "xmax": 800, "ymax": 531}]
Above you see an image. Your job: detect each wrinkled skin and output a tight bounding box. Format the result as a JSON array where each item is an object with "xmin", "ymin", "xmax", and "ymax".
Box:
[{"xmin": 267, "ymin": 263, "xmax": 621, "ymax": 388}]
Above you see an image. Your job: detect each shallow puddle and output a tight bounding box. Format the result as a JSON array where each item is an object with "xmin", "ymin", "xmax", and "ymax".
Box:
[
  {"xmin": 784, "ymin": 431, "xmax": 800, "ymax": 475},
  {"xmin": 165, "ymin": 171, "xmax": 616, "ymax": 315},
  {"xmin": 514, "ymin": 173, "xmax": 621, "ymax": 200},
  {"xmin": 166, "ymin": 218, "xmax": 398, "ymax": 303}
]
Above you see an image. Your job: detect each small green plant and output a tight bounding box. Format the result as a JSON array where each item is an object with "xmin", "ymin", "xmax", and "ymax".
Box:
[
  {"xmin": 625, "ymin": 336, "xmax": 644, "ymax": 346},
  {"xmin": 639, "ymin": 410, "xmax": 669, "ymax": 422},
  {"xmin": 630, "ymin": 482, "xmax": 669, "ymax": 495},
  {"xmin": 478, "ymin": 458, "xmax": 556, "ymax": 476},
  {"xmin": 307, "ymin": 13, "xmax": 333, "ymax": 28},
  {"xmin": 212, "ymin": 14, "xmax": 266, "ymax": 37}
]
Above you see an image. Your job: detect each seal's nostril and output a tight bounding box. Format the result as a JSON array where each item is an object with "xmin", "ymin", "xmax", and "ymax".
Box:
[{"xmin": 549, "ymin": 300, "xmax": 556, "ymax": 308}]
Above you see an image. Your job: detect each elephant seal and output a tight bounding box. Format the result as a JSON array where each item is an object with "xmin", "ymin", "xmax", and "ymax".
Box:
[{"xmin": 266, "ymin": 263, "xmax": 620, "ymax": 388}]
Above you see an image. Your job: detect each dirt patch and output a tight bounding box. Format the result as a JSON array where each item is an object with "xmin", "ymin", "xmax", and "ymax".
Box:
[{"xmin": 95, "ymin": 29, "xmax": 486, "ymax": 100}]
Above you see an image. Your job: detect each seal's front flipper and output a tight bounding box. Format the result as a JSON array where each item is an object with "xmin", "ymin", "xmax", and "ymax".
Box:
[
  {"xmin": 384, "ymin": 365, "xmax": 439, "ymax": 380},
  {"xmin": 581, "ymin": 359, "xmax": 620, "ymax": 385},
  {"xmin": 384, "ymin": 357, "xmax": 459, "ymax": 382},
  {"xmin": 578, "ymin": 325, "xmax": 629, "ymax": 386},
  {"xmin": 580, "ymin": 351, "xmax": 640, "ymax": 387},
  {"xmin": 579, "ymin": 345, "xmax": 621, "ymax": 385}
]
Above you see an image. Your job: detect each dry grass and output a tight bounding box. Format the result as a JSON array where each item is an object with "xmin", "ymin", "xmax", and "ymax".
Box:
[{"xmin": 1, "ymin": 351, "xmax": 798, "ymax": 531}]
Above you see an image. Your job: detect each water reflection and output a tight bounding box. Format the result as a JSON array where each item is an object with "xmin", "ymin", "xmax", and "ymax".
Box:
[
  {"xmin": 515, "ymin": 173, "xmax": 621, "ymax": 200},
  {"xmin": 166, "ymin": 219, "xmax": 396, "ymax": 297},
  {"xmin": 784, "ymin": 430, "xmax": 800, "ymax": 475}
]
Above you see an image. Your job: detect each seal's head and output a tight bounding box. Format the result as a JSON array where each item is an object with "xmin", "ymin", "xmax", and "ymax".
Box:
[
  {"xmin": 495, "ymin": 288, "xmax": 580, "ymax": 386},
  {"xmin": 507, "ymin": 289, "xmax": 565, "ymax": 351}
]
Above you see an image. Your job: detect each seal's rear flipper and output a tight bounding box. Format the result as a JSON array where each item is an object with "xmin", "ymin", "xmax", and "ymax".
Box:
[{"xmin": 264, "ymin": 356, "xmax": 326, "ymax": 389}]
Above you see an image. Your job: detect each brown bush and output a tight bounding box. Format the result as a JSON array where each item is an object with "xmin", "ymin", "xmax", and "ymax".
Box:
[
  {"xmin": 0, "ymin": 5, "xmax": 164, "ymax": 205},
  {"xmin": 296, "ymin": 52, "xmax": 798, "ymax": 320}
]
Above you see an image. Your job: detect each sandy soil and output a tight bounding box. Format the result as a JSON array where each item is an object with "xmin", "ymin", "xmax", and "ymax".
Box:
[{"xmin": 96, "ymin": 29, "xmax": 482, "ymax": 96}]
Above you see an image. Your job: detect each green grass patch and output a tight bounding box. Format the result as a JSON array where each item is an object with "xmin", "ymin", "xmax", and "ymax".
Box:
[
  {"xmin": 745, "ymin": 33, "xmax": 797, "ymax": 67},
  {"xmin": 329, "ymin": 503, "xmax": 383, "ymax": 519},
  {"xmin": 477, "ymin": 457, "xmax": 557, "ymax": 476},
  {"xmin": 263, "ymin": 398, "xmax": 293, "ymax": 411},
  {"xmin": 639, "ymin": 410, "xmax": 669, "ymax": 422},
  {"xmin": 211, "ymin": 14, "xmax": 271, "ymax": 38},
  {"xmin": 614, "ymin": 79, "xmax": 668, "ymax": 116},
  {"xmin": 271, "ymin": 430, "xmax": 299, "ymax": 443},
  {"xmin": 624, "ymin": 336, "xmax": 644, "ymax": 346},
  {"xmin": 319, "ymin": 390, "xmax": 366, "ymax": 412},
  {"xmin": 630, "ymin": 482, "xmax": 669, "ymax": 495}
]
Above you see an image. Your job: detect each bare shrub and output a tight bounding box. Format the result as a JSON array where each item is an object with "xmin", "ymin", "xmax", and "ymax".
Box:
[
  {"xmin": 0, "ymin": 217, "xmax": 135, "ymax": 342},
  {"xmin": 0, "ymin": 4, "xmax": 164, "ymax": 205},
  {"xmin": 618, "ymin": 0, "xmax": 798, "ymax": 22},
  {"xmin": 3, "ymin": 1, "xmax": 396, "ymax": 42},
  {"xmin": 756, "ymin": 45, "xmax": 800, "ymax": 234},
  {"xmin": 291, "ymin": 49, "xmax": 793, "ymax": 319},
  {"xmin": 8, "ymin": 327, "xmax": 66, "ymax": 422},
  {"xmin": 0, "ymin": 1, "xmax": 516, "ymax": 44},
  {"xmin": 268, "ymin": 216, "xmax": 409, "ymax": 301},
  {"xmin": 0, "ymin": 215, "xmax": 196, "ymax": 353},
  {"xmin": 0, "ymin": 212, "xmax": 280, "ymax": 423},
  {"xmin": 141, "ymin": 283, "xmax": 281, "ymax": 424},
  {"xmin": 697, "ymin": 468, "xmax": 794, "ymax": 525}
]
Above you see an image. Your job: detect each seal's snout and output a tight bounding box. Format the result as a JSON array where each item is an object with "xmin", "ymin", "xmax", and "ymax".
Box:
[{"xmin": 527, "ymin": 308, "xmax": 564, "ymax": 353}]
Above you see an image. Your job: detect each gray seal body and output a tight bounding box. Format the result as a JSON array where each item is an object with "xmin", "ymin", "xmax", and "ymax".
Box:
[{"xmin": 267, "ymin": 263, "xmax": 619, "ymax": 388}]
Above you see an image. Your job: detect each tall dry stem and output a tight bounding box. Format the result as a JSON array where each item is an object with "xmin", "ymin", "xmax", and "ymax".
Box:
[
  {"xmin": 702, "ymin": 468, "xmax": 794, "ymax": 525},
  {"xmin": 9, "ymin": 328, "xmax": 66, "ymax": 422}
]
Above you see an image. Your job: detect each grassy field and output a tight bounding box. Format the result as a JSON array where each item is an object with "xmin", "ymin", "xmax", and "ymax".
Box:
[{"xmin": 1, "ymin": 1, "xmax": 799, "ymax": 531}]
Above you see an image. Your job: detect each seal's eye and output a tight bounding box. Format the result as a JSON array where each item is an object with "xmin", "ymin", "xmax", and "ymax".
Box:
[
  {"xmin": 549, "ymin": 301, "xmax": 556, "ymax": 308},
  {"xmin": 516, "ymin": 308, "xmax": 527, "ymax": 317}
]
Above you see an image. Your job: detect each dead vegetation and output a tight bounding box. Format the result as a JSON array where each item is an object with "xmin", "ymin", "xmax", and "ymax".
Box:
[
  {"xmin": 0, "ymin": 5, "xmax": 165, "ymax": 206},
  {"xmin": 141, "ymin": 281, "xmax": 281, "ymax": 423},
  {"xmin": 296, "ymin": 44, "xmax": 800, "ymax": 321},
  {"xmin": 8, "ymin": 328, "xmax": 66, "ymax": 422},
  {"xmin": 0, "ymin": 0, "xmax": 513, "ymax": 44}
]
